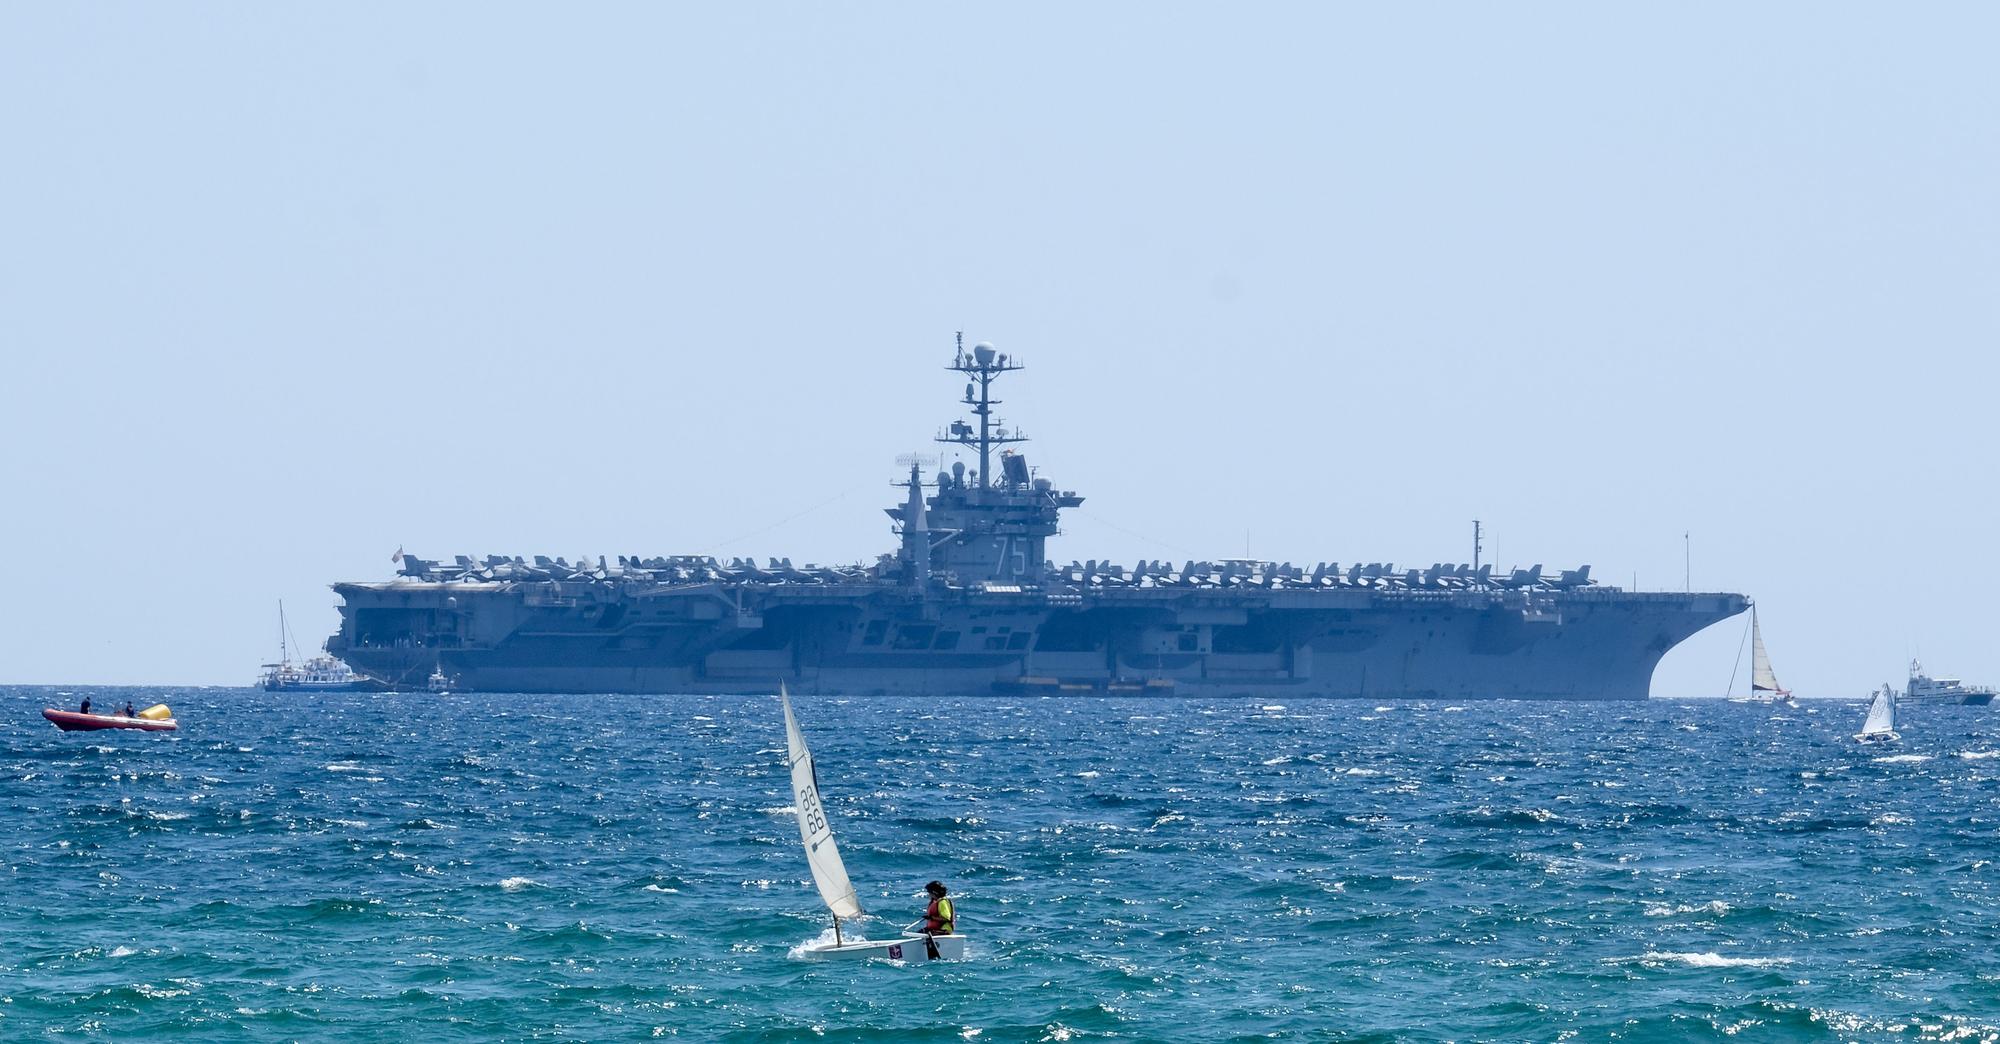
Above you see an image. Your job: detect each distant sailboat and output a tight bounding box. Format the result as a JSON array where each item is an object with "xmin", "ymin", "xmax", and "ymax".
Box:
[
  {"xmin": 781, "ymin": 684, "xmax": 965, "ymax": 962},
  {"xmin": 1748, "ymin": 607, "xmax": 1793, "ymax": 704},
  {"xmin": 1728, "ymin": 605, "xmax": 1795, "ymax": 704},
  {"xmin": 1855, "ymin": 684, "xmax": 1900, "ymax": 743}
]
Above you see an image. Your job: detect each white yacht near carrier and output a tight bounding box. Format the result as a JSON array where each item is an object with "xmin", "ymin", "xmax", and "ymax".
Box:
[{"xmin": 259, "ymin": 603, "xmax": 375, "ymax": 691}]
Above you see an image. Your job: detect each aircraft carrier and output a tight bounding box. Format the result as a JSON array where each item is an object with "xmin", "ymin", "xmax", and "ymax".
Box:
[{"xmin": 326, "ymin": 337, "xmax": 1747, "ymax": 699}]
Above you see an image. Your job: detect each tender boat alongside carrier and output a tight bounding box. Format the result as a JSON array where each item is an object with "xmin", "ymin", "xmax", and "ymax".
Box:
[{"xmin": 260, "ymin": 602, "xmax": 375, "ymax": 691}]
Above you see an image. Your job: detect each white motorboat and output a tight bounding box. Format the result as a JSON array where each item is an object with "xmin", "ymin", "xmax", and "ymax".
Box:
[{"xmin": 259, "ymin": 602, "xmax": 373, "ymax": 691}]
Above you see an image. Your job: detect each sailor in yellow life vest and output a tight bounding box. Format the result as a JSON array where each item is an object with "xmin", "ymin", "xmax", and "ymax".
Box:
[{"xmin": 921, "ymin": 880, "xmax": 955, "ymax": 935}]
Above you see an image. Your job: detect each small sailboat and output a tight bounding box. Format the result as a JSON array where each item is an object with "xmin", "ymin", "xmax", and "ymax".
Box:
[
  {"xmin": 1720, "ymin": 604, "xmax": 1800, "ymax": 704},
  {"xmin": 1747, "ymin": 607, "xmax": 1795, "ymax": 705},
  {"xmin": 1855, "ymin": 684, "xmax": 1900, "ymax": 743},
  {"xmin": 781, "ymin": 684, "xmax": 965, "ymax": 962}
]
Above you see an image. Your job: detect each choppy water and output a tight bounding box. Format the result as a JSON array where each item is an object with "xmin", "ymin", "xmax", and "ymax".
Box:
[{"xmin": 4, "ymin": 687, "xmax": 2000, "ymax": 1041}]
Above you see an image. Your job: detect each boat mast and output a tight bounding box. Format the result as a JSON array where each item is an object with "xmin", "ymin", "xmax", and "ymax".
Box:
[
  {"xmin": 278, "ymin": 600, "xmax": 289, "ymax": 667},
  {"xmin": 1723, "ymin": 606, "xmax": 1752, "ymax": 698}
]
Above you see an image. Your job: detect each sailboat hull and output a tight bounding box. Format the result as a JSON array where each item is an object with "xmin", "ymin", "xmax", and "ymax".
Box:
[
  {"xmin": 803, "ymin": 934, "xmax": 968, "ymax": 962},
  {"xmin": 1854, "ymin": 731, "xmax": 1899, "ymax": 744}
]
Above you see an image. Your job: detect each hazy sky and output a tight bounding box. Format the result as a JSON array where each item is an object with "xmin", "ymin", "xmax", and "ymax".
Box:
[{"xmin": 2, "ymin": 4, "xmax": 1994, "ymax": 694}]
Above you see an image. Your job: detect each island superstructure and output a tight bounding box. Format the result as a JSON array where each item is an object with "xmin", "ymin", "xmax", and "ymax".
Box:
[{"xmin": 326, "ymin": 337, "xmax": 1747, "ymax": 698}]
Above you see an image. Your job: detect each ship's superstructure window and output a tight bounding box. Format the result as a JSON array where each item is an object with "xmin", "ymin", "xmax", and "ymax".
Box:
[
  {"xmin": 862, "ymin": 620, "xmax": 888, "ymax": 646},
  {"xmin": 933, "ymin": 631, "xmax": 960, "ymax": 650}
]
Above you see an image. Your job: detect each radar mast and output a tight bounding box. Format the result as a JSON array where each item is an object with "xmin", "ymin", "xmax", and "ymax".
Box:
[{"xmin": 938, "ymin": 331, "xmax": 1027, "ymax": 491}]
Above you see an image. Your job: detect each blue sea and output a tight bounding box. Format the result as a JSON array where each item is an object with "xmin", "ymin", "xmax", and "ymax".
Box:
[{"xmin": 4, "ymin": 687, "xmax": 1999, "ymax": 1041}]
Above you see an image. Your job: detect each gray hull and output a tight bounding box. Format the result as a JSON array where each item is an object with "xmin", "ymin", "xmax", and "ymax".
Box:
[{"xmin": 331, "ymin": 584, "xmax": 1743, "ymax": 700}]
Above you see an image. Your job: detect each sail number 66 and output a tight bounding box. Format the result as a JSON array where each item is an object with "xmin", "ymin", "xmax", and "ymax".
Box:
[{"xmin": 798, "ymin": 787, "xmax": 826, "ymax": 835}]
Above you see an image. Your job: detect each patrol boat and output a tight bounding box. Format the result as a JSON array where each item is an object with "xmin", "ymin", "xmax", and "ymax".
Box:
[
  {"xmin": 325, "ymin": 337, "xmax": 1748, "ymax": 699},
  {"xmin": 1902, "ymin": 660, "xmax": 1997, "ymax": 706}
]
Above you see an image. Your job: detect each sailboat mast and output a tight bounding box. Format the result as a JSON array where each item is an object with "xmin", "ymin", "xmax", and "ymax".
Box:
[
  {"xmin": 1724, "ymin": 609, "xmax": 1751, "ymax": 698},
  {"xmin": 1750, "ymin": 606, "xmax": 1765, "ymax": 693},
  {"xmin": 278, "ymin": 600, "xmax": 289, "ymax": 665}
]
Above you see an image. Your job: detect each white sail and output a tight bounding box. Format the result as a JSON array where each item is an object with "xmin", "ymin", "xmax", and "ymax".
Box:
[
  {"xmin": 782, "ymin": 684, "xmax": 863, "ymax": 921},
  {"xmin": 1749, "ymin": 607, "xmax": 1784, "ymax": 696},
  {"xmin": 1859, "ymin": 686, "xmax": 1898, "ymax": 738}
]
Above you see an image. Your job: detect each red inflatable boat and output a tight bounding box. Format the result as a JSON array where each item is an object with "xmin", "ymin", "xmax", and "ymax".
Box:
[{"xmin": 42, "ymin": 708, "xmax": 178, "ymax": 732}]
